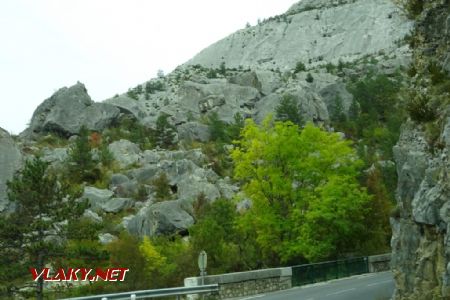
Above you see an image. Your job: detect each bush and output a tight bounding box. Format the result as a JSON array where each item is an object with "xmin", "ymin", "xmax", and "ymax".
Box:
[
  {"xmin": 67, "ymin": 126, "xmax": 98, "ymax": 183},
  {"xmin": 405, "ymin": 0, "xmax": 424, "ymax": 19},
  {"xmin": 407, "ymin": 94, "xmax": 437, "ymax": 123},
  {"xmin": 145, "ymin": 81, "xmax": 165, "ymax": 94},
  {"xmin": 152, "ymin": 173, "xmax": 171, "ymax": 201},
  {"xmin": 306, "ymin": 73, "xmax": 314, "ymax": 83},
  {"xmin": 275, "ymin": 94, "xmax": 303, "ymax": 125},
  {"xmin": 155, "ymin": 114, "xmax": 177, "ymax": 149},
  {"xmin": 295, "ymin": 62, "xmax": 306, "ymax": 73}
]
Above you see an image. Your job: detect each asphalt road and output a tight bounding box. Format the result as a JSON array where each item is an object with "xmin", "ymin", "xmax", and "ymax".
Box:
[{"xmin": 236, "ymin": 271, "xmax": 394, "ymax": 300}]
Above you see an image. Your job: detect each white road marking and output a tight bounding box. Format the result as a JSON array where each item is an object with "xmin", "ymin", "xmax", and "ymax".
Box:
[
  {"xmin": 240, "ymin": 295, "xmax": 266, "ymax": 300},
  {"xmin": 326, "ymin": 288, "xmax": 356, "ymax": 296},
  {"xmin": 367, "ymin": 280, "xmax": 392, "ymax": 287}
]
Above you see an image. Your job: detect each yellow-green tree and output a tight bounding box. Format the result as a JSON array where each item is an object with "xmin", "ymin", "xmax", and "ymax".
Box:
[{"xmin": 231, "ymin": 117, "xmax": 371, "ymax": 264}]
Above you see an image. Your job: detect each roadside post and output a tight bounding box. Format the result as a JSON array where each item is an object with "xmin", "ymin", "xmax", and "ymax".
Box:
[{"xmin": 198, "ymin": 250, "xmax": 207, "ymax": 285}]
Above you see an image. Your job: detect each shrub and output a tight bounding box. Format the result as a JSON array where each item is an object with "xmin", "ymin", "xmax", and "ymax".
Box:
[
  {"xmin": 407, "ymin": 94, "xmax": 437, "ymax": 123},
  {"xmin": 295, "ymin": 62, "xmax": 306, "ymax": 73},
  {"xmin": 155, "ymin": 114, "xmax": 177, "ymax": 149},
  {"xmin": 429, "ymin": 62, "xmax": 448, "ymax": 85},
  {"xmin": 208, "ymin": 112, "xmax": 228, "ymax": 142},
  {"xmin": 152, "ymin": 173, "xmax": 171, "ymax": 201},
  {"xmin": 306, "ymin": 73, "xmax": 314, "ymax": 83},
  {"xmin": 275, "ymin": 94, "xmax": 303, "ymax": 125},
  {"xmin": 145, "ymin": 81, "xmax": 165, "ymax": 94},
  {"xmin": 405, "ymin": 0, "xmax": 424, "ymax": 19},
  {"xmin": 67, "ymin": 126, "xmax": 97, "ymax": 183}
]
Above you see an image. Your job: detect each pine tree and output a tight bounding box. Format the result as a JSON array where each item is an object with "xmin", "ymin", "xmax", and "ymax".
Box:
[
  {"xmin": 155, "ymin": 114, "xmax": 177, "ymax": 149},
  {"xmin": 1, "ymin": 157, "xmax": 85, "ymax": 299},
  {"xmin": 275, "ymin": 94, "xmax": 303, "ymax": 126},
  {"xmin": 67, "ymin": 126, "xmax": 97, "ymax": 183}
]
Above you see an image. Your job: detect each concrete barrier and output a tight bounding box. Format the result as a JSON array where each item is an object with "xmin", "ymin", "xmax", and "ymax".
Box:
[
  {"xmin": 184, "ymin": 267, "xmax": 291, "ymax": 299},
  {"xmin": 184, "ymin": 254, "xmax": 391, "ymax": 299},
  {"xmin": 368, "ymin": 253, "xmax": 391, "ymax": 272}
]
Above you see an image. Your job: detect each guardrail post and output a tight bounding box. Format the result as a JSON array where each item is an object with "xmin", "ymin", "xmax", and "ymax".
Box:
[
  {"xmin": 101, "ymin": 298, "xmax": 107, "ymax": 300},
  {"xmin": 131, "ymin": 294, "xmax": 136, "ymax": 300}
]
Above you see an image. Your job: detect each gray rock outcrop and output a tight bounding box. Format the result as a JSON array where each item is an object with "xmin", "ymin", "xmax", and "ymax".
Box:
[
  {"xmin": 186, "ymin": 0, "xmax": 412, "ymax": 70},
  {"xmin": 22, "ymin": 82, "xmax": 120, "ymax": 137},
  {"xmin": 0, "ymin": 128, "xmax": 22, "ymax": 213},
  {"xmin": 390, "ymin": 2, "xmax": 450, "ymax": 299},
  {"xmin": 81, "ymin": 186, "xmax": 114, "ymax": 212},
  {"xmin": 108, "ymin": 139, "xmax": 141, "ymax": 168},
  {"xmin": 126, "ymin": 200, "xmax": 194, "ymax": 237}
]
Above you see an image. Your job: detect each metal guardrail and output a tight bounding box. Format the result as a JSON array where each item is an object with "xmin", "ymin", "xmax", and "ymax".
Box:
[
  {"xmin": 291, "ymin": 256, "xmax": 369, "ymax": 286},
  {"xmin": 59, "ymin": 284, "xmax": 219, "ymax": 300}
]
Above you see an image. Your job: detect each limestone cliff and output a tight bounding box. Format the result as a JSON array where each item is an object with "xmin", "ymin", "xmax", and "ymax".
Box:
[
  {"xmin": 390, "ymin": 1, "xmax": 450, "ymax": 299},
  {"xmin": 187, "ymin": 0, "xmax": 412, "ymax": 70}
]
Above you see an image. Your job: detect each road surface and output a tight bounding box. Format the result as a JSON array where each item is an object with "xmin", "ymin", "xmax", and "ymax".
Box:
[{"xmin": 236, "ymin": 271, "xmax": 394, "ymax": 300}]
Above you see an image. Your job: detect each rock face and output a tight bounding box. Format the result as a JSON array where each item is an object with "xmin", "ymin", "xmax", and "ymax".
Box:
[
  {"xmin": 126, "ymin": 200, "xmax": 194, "ymax": 237},
  {"xmin": 390, "ymin": 1, "xmax": 450, "ymax": 299},
  {"xmin": 22, "ymin": 82, "xmax": 120, "ymax": 137},
  {"xmin": 186, "ymin": 0, "xmax": 412, "ymax": 70},
  {"xmin": 0, "ymin": 128, "xmax": 22, "ymax": 213}
]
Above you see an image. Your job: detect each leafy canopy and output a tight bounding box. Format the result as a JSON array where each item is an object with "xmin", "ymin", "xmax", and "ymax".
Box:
[{"xmin": 231, "ymin": 117, "xmax": 371, "ymax": 263}]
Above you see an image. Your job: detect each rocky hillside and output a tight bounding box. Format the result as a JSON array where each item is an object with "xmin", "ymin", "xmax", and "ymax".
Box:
[
  {"xmin": 187, "ymin": 0, "xmax": 412, "ymax": 70},
  {"xmin": 390, "ymin": 1, "xmax": 450, "ymax": 299},
  {"xmin": 2, "ymin": 0, "xmax": 414, "ymax": 242},
  {"xmin": 0, "ymin": 1, "xmax": 425, "ymax": 296}
]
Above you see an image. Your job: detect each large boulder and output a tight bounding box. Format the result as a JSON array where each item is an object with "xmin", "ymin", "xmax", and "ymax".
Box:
[
  {"xmin": 177, "ymin": 176, "xmax": 221, "ymax": 203},
  {"xmin": 101, "ymin": 198, "xmax": 133, "ymax": 213},
  {"xmin": 22, "ymin": 82, "xmax": 120, "ymax": 137},
  {"xmin": 178, "ymin": 81, "xmax": 259, "ymax": 123},
  {"xmin": 177, "ymin": 122, "xmax": 211, "ymax": 143},
  {"xmin": 108, "ymin": 139, "xmax": 141, "ymax": 168},
  {"xmin": 81, "ymin": 186, "xmax": 114, "ymax": 212},
  {"xmin": 126, "ymin": 200, "xmax": 194, "ymax": 237},
  {"xmin": 0, "ymin": 128, "xmax": 22, "ymax": 212}
]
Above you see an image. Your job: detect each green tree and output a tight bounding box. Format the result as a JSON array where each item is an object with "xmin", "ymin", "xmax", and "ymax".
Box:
[
  {"xmin": 67, "ymin": 126, "xmax": 97, "ymax": 183},
  {"xmin": 189, "ymin": 199, "xmax": 242, "ymax": 274},
  {"xmin": 306, "ymin": 73, "xmax": 314, "ymax": 83},
  {"xmin": 155, "ymin": 114, "xmax": 177, "ymax": 149},
  {"xmin": 1, "ymin": 158, "xmax": 85, "ymax": 299},
  {"xmin": 275, "ymin": 94, "xmax": 303, "ymax": 126},
  {"xmin": 152, "ymin": 172, "xmax": 171, "ymax": 201},
  {"xmin": 208, "ymin": 112, "xmax": 228, "ymax": 142},
  {"xmin": 227, "ymin": 113, "xmax": 245, "ymax": 141},
  {"xmin": 231, "ymin": 117, "xmax": 371, "ymax": 264}
]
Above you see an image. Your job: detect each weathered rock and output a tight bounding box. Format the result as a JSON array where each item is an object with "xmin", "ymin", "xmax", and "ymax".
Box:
[
  {"xmin": 22, "ymin": 82, "xmax": 120, "ymax": 137},
  {"xmin": 42, "ymin": 147, "xmax": 68, "ymax": 163},
  {"xmin": 216, "ymin": 179, "xmax": 239, "ymax": 200},
  {"xmin": 178, "ymin": 81, "xmax": 259, "ymax": 123},
  {"xmin": 177, "ymin": 176, "xmax": 221, "ymax": 202},
  {"xmin": 82, "ymin": 186, "xmax": 114, "ymax": 212},
  {"xmin": 177, "ymin": 122, "xmax": 211, "ymax": 143},
  {"xmin": 102, "ymin": 198, "xmax": 133, "ymax": 213},
  {"xmin": 318, "ymin": 82, "xmax": 353, "ymax": 116},
  {"xmin": 83, "ymin": 209, "xmax": 103, "ymax": 223},
  {"xmin": 126, "ymin": 200, "xmax": 194, "ymax": 237},
  {"xmin": 98, "ymin": 233, "xmax": 118, "ymax": 245},
  {"xmin": 104, "ymin": 95, "xmax": 147, "ymax": 119},
  {"xmin": 255, "ymin": 87, "xmax": 329, "ymax": 123},
  {"xmin": 0, "ymin": 128, "xmax": 22, "ymax": 213},
  {"xmin": 108, "ymin": 139, "xmax": 141, "ymax": 168},
  {"xmin": 391, "ymin": 118, "xmax": 450, "ymax": 300},
  {"xmin": 186, "ymin": 0, "xmax": 412, "ymax": 70}
]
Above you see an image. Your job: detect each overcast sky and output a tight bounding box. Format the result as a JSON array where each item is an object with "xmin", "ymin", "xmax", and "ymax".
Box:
[{"xmin": 0, "ymin": 0, "xmax": 298, "ymax": 135}]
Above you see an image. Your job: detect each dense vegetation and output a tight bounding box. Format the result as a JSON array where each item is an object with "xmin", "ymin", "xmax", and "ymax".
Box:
[{"xmin": 0, "ymin": 63, "xmax": 409, "ymax": 298}]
